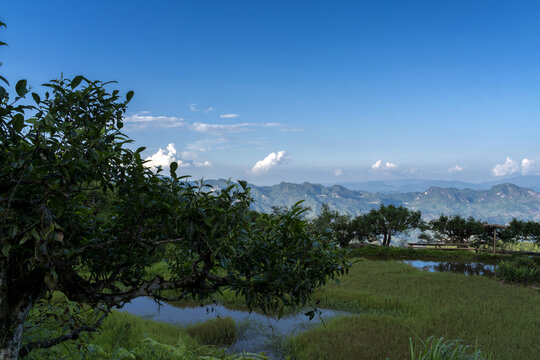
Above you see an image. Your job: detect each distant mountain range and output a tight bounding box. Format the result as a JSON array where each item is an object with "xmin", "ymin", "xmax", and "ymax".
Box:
[
  {"xmin": 204, "ymin": 179, "xmax": 540, "ymax": 224},
  {"xmin": 327, "ymin": 175, "xmax": 540, "ymax": 193}
]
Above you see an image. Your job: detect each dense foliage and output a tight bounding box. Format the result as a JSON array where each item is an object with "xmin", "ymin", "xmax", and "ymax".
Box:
[{"xmin": 308, "ymin": 204, "xmax": 421, "ymax": 247}]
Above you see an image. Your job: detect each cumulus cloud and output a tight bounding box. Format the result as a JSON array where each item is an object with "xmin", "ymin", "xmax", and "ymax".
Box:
[
  {"xmin": 220, "ymin": 113, "xmax": 239, "ymax": 118},
  {"xmin": 448, "ymin": 165, "xmax": 464, "ymax": 174},
  {"xmin": 521, "ymin": 158, "xmax": 536, "ymax": 175},
  {"xmin": 144, "ymin": 143, "xmax": 212, "ymax": 171},
  {"xmin": 492, "ymin": 157, "xmax": 520, "ymax": 176},
  {"xmin": 145, "ymin": 143, "xmax": 178, "ymax": 170},
  {"xmin": 371, "ymin": 160, "xmax": 398, "ymax": 170},
  {"xmin": 250, "ymin": 151, "xmax": 290, "ymax": 174}
]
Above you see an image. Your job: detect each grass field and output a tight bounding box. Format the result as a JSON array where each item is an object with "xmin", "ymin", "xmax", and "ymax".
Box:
[{"xmin": 288, "ymin": 259, "xmax": 540, "ymax": 360}]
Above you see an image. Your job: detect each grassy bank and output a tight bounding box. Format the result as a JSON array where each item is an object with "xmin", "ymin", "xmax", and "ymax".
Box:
[
  {"xmin": 349, "ymin": 245, "xmax": 509, "ymax": 262},
  {"xmin": 288, "ymin": 259, "xmax": 540, "ymax": 360},
  {"xmin": 25, "ymin": 310, "xmax": 251, "ymax": 360}
]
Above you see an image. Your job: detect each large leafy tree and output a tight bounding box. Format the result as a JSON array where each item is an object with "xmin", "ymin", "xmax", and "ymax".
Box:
[
  {"xmin": 365, "ymin": 205, "xmax": 422, "ymax": 247},
  {"xmin": 423, "ymin": 215, "xmax": 485, "ymax": 244},
  {"xmin": 0, "ymin": 27, "xmax": 348, "ymax": 359}
]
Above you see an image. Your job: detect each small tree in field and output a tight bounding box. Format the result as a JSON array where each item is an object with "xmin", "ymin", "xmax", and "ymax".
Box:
[{"xmin": 0, "ymin": 25, "xmax": 349, "ymax": 359}]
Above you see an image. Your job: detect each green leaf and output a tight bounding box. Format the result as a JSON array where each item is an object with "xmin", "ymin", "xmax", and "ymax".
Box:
[
  {"xmin": 136, "ymin": 146, "xmax": 146, "ymax": 153},
  {"xmin": 126, "ymin": 90, "xmax": 134, "ymax": 102},
  {"xmin": 12, "ymin": 113, "xmax": 24, "ymax": 132},
  {"xmin": 70, "ymin": 75, "xmax": 83, "ymax": 89},
  {"xmin": 0, "ymin": 74, "xmax": 9, "ymax": 85},
  {"xmin": 31, "ymin": 229, "xmax": 40, "ymax": 241},
  {"xmin": 15, "ymin": 79, "xmax": 28, "ymax": 97},
  {"xmin": 1, "ymin": 243, "xmax": 11, "ymax": 257},
  {"xmin": 170, "ymin": 161, "xmax": 178, "ymax": 174},
  {"xmin": 32, "ymin": 92, "xmax": 41, "ymax": 104}
]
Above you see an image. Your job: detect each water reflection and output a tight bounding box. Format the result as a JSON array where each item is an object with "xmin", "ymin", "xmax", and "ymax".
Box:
[
  {"xmin": 403, "ymin": 260, "xmax": 495, "ymax": 276},
  {"xmin": 120, "ymin": 297, "xmax": 346, "ymax": 359}
]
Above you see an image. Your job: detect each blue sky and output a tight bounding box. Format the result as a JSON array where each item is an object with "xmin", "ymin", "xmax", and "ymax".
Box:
[{"xmin": 2, "ymin": 1, "xmax": 540, "ymax": 185}]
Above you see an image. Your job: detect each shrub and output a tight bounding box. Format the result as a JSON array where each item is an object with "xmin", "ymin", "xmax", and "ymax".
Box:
[{"xmin": 497, "ymin": 256, "xmax": 539, "ymax": 284}]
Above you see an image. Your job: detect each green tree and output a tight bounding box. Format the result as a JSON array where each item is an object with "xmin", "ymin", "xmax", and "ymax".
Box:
[
  {"xmin": 424, "ymin": 215, "xmax": 485, "ymax": 244},
  {"xmin": 500, "ymin": 218, "xmax": 540, "ymax": 243},
  {"xmin": 309, "ymin": 204, "xmax": 354, "ymax": 247},
  {"xmin": 0, "ymin": 30, "xmax": 349, "ymax": 358},
  {"xmin": 365, "ymin": 205, "xmax": 421, "ymax": 247}
]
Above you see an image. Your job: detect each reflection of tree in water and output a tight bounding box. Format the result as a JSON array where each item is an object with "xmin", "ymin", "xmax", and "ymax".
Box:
[{"xmin": 433, "ymin": 262, "xmax": 495, "ymax": 276}]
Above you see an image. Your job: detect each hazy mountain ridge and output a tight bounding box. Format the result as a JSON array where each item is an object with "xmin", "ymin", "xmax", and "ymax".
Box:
[
  {"xmin": 330, "ymin": 176, "xmax": 540, "ymax": 193},
  {"xmin": 205, "ymin": 179, "xmax": 540, "ymax": 223}
]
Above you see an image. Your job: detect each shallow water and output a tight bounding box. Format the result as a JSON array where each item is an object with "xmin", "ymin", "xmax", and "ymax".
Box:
[
  {"xmin": 120, "ymin": 297, "xmax": 346, "ymax": 359},
  {"xmin": 402, "ymin": 259, "xmax": 495, "ymax": 276}
]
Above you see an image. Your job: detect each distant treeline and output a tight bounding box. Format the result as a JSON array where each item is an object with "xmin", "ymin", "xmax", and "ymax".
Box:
[{"xmin": 289, "ymin": 203, "xmax": 540, "ymax": 248}]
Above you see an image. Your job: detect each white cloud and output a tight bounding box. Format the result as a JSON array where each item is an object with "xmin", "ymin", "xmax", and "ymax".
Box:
[
  {"xmin": 145, "ymin": 143, "xmax": 212, "ymax": 171},
  {"xmin": 492, "ymin": 157, "xmax": 539, "ymax": 176},
  {"xmin": 334, "ymin": 169, "xmax": 343, "ymax": 176},
  {"xmin": 124, "ymin": 113, "xmax": 186, "ymax": 130},
  {"xmin": 145, "ymin": 143, "xmax": 178, "ymax": 170},
  {"xmin": 189, "ymin": 104, "xmax": 198, "ymax": 112},
  {"xmin": 220, "ymin": 113, "xmax": 239, "ymax": 118},
  {"xmin": 371, "ymin": 160, "xmax": 398, "ymax": 170},
  {"xmin": 492, "ymin": 157, "xmax": 520, "ymax": 176},
  {"xmin": 125, "ymin": 112, "xmax": 302, "ymax": 134},
  {"xmin": 204, "ymin": 107, "xmax": 214, "ymax": 113},
  {"xmin": 195, "ymin": 161, "xmax": 213, "ymax": 167},
  {"xmin": 189, "ymin": 122, "xmax": 253, "ymax": 134},
  {"xmin": 521, "ymin": 158, "xmax": 536, "ymax": 175},
  {"xmin": 448, "ymin": 165, "xmax": 464, "ymax": 173},
  {"xmin": 250, "ymin": 151, "xmax": 290, "ymax": 174}
]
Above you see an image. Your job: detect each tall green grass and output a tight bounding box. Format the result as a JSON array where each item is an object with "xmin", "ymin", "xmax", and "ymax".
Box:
[
  {"xmin": 186, "ymin": 317, "xmax": 236, "ymax": 346},
  {"xmin": 408, "ymin": 336, "xmax": 491, "ymax": 360},
  {"xmin": 289, "ymin": 259, "xmax": 540, "ymax": 360},
  {"xmin": 24, "ymin": 310, "xmax": 268, "ymax": 360}
]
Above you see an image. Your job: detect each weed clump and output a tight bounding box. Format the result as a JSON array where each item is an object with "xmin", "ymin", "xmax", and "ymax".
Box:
[{"xmin": 186, "ymin": 316, "xmax": 236, "ymax": 346}]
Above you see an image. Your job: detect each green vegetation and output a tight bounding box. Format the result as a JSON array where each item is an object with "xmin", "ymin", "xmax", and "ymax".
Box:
[
  {"xmin": 288, "ymin": 259, "xmax": 540, "ymax": 360},
  {"xmin": 25, "ymin": 310, "xmax": 237, "ymax": 360},
  {"xmin": 497, "ymin": 256, "xmax": 540, "ymax": 284},
  {"xmin": 0, "ymin": 25, "xmax": 348, "ymax": 359},
  {"xmin": 408, "ymin": 336, "xmax": 491, "ymax": 360},
  {"xmin": 186, "ymin": 317, "xmax": 236, "ymax": 346},
  {"xmin": 348, "ymin": 245, "xmax": 505, "ymax": 262},
  {"xmin": 308, "ymin": 204, "xmax": 421, "ymax": 248}
]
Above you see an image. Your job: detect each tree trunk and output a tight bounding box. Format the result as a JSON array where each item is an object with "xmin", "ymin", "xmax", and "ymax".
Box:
[
  {"xmin": 383, "ymin": 233, "xmax": 391, "ymax": 246},
  {"xmin": 387, "ymin": 233, "xmax": 392, "ymax": 246},
  {"xmin": 0, "ymin": 263, "xmax": 41, "ymax": 360},
  {"xmin": 0, "ymin": 303, "xmax": 32, "ymax": 360}
]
